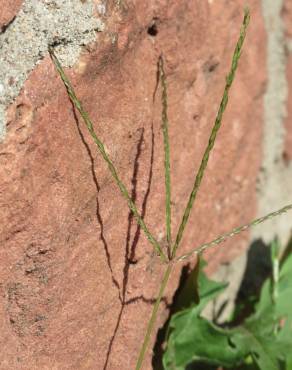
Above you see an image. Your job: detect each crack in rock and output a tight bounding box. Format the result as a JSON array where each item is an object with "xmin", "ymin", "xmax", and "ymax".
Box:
[
  {"xmin": 0, "ymin": 0, "xmax": 105, "ymax": 139},
  {"xmin": 0, "ymin": 15, "xmax": 16, "ymax": 34}
]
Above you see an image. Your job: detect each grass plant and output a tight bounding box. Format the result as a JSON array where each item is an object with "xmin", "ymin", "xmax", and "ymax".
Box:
[{"xmin": 49, "ymin": 7, "xmax": 292, "ymax": 369}]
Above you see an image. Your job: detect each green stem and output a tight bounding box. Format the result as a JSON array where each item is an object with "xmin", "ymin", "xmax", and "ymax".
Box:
[
  {"xmin": 135, "ymin": 263, "xmax": 173, "ymax": 370},
  {"xmin": 49, "ymin": 48, "xmax": 167, "ymax": 264},
  {"xmin": 271, "ymin": 237, "xmax": 280, "ymax": 305},
  {"xmin": 159, "ymin": 55, "xmax": 172, "ymax": 256},
  {"xmin": 171, "ymin": 8, "xmax": 250, "ymax": 259}
]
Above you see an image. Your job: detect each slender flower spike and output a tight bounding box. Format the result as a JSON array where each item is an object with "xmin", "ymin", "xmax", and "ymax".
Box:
[
  {"xmin": 49, "ymin": 47, "xmax": 168, "ymax": 264},
  {"xmin": 177, "ymin": 204, "xmax": 292, "ymax": 262},
  {"xmin": 171, "ymin": 7, "xmax": 250, "ymax": 259},
  {"xmin": 159, "ymin": 55, "xmax": 172, "ymax": 258}
]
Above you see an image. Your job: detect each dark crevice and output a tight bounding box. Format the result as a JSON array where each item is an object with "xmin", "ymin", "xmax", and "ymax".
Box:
[
  {"xmin": 103, "ymin": 306, "xmax": 123, "ymax": 370},
  {"xmin": 207, "ymin": 62, "xmax": 219, "ymax": 73},
  {"xmin": 48, "ymin": 37, "xmax": 69, "ymax": 48},
  {"xmin": 127, "ymin": 125, "xmax": 155, "ymax": 267},
  {"xmin": 70, "ymin": 77, "xmax": 157, "ymax": 369},
  {"xmin": 147, "ymin": 23, "xmax": 158, "ymax": 36},
  {"xmin": 103, "ymin": 124, "xmax": 155, "ymax": 370},
  {"xmin": 147, "ymin": 18, "xmax": 159, "ymax": 37},
  {"xmin": 125, "ymin": 294, "xmax": 169, "ymax": 307},
  {"xmin": 102, "ymin": 293, "xmax": 168, "ymax": 370},
  {"xmin": 123, "ymin": 128, "xmax": 145, "ymax": 271},
  {"xmin": 3, "ymin": 227, "xmax": 26, "ymax": 243},
  {"xmin": 71, "ymin": 97, "xmax": 156, "ymax": 369},
  {"xmin": 203, "ymin": 59, "xmax": 220, "ymax": 75},
  {"xmin": 48, "ymin": 23, "xmax": 103, "ymax": 50},
  {"xmin": 71, "ymin": 107, "xmax": 122, "ymax": 303},
  {"xmin": 0, "ymin": 16, "xmax": 16, "ymax": 34}
]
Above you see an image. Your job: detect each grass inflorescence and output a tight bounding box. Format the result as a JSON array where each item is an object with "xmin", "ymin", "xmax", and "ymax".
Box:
[{"xmin": 49, "ymin": 7, "xmax": 292, "ymax": 369}]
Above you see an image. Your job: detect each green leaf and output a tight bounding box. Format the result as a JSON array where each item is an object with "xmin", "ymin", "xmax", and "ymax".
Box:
[
  {"xmin": 163, "ymin": 245, "xmax": 292, "ymax": 370},
  {"xmin": 164, "ymin": 312, "xmax": 249, "ymax": 370},
  {"xmin": 237, "ymin": 326, "xmax": 281, "ymax": 370},
  {"xmin": 164, "ymin": 264, "xmax": 236, "ymax": 370},
  {"xmin": 255, "ymin": 252, "xmax": 292, "ymax": 319},
  {"xmin": 278, "ymin": 318, "xmax": 292, "ymax": 369},
  {"xmin": 240, "ymin": 249, "xmax": 292, "ymax": 370},
  {"xmin": 172, "ymin": 258, "xmax": 227, "ymax": 314},
  {"xmin": 173, "ymin": 257, "xmax": 201, "ymax": 312},
  {"xmin": 287, "ymin": 358, "xmax": 292, "ymax": 370}
]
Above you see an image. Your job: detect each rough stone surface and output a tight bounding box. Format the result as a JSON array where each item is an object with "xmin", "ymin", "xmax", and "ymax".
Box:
[
  {"xmin": 0, "ymin": 0, "xmax": 104, "ymax": 138},
  {"xmin": 284, "ymin": 54, "xmax": 292, "ymax": 162},
  {"xmin": 283, "ymin": 0, "xmax": 292, "ymax": 161},
  {"xmin": 0, "ymin": 0, "xmax": 23, "ymax": 30},
  {"xmin": 252, "ymin": 0, "xmax": 292, "ymax": 246},
  {"xmin": 0, "ymin": 0, "xmax": 268, "ymax": 369}
]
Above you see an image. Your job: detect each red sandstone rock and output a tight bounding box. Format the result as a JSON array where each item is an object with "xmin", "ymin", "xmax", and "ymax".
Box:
[
  {"xmin": 0, "ymin": 0, "xmax": 23, "ymax": 30},
  {"xmin": 0, "ymin": 1, "xmax": 266, "ymax": 369},
  {"xmin": 282, "ymin": 0, "xmax": 292, "ymax": 38}
]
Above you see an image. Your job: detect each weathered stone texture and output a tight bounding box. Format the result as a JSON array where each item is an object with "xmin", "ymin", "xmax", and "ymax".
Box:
[
  {"xmin": 284, "ymin": 55, "xmax": 292, "ymax": 162},
  {"xmin": 0, "ymin": 0, "xmax": 23, "ymax": 30},
  {"xmin": 282, "ymin": 0, "xmax": 292, "ymax": 161},
  {"xmin": 0, "ymin": 1, "xmax": 266, "ymax": 369}
]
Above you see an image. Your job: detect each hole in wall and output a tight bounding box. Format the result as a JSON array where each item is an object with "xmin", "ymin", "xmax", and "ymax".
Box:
[
  {"xmin": 203, "ymin": 58, "xmax": 220, "ymax": 75},
  {"xmin": 207, "ymin": 62, "xmax": 219, "ymax": 73},
  {"xmin": 147, "ymin": 18, "xmax": 159, "ymax": 36}
]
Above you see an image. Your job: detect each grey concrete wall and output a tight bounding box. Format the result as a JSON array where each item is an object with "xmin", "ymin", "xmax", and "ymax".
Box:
[
  {"xmin": 253, "ymin": 0, "xmax": 292, "ymax": 246},
  {"xmin": 0, "ymin": 0, "xmax": 104, "ymax": 138}
]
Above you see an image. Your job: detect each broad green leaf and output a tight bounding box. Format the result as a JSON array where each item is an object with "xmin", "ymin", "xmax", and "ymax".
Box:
[
  {"xmin": 164, "ymin": 309, "xmax": 288, "ymax": 370},
  {"xmin": 194, "ymin": 260, "xmax": 228, "ymax": 313},
  {"xmin": 237, "ymin": 326, "xmax": 280, "ymax": 370},
  {"xmin": 278, "ymin": 318, "xmax": 292, "ymax": 369},
  {"xmin": 172, "ymin": 258, "xmax": 227, "ymax": 313},
  {"xmin": 287, "ymin": 358, "xmax": 292, "ymax": 370},
  {"xmin": 256, "ymin": 252, "xmax": 292, "ymax": 318},
  {"xmin": 164, "ymin": 265, "xmax": 240, "ymax": 370},
  {"xmin": 163, "ymin": 245, "xmax": 292, "ymax": 370},
  {"xmin": 164, "ymin": 311, "xmax": 250, "ymax": 369}
]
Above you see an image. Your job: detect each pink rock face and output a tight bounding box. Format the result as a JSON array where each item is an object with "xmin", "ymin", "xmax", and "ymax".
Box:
[
  {"xmin": 0, "ymin": 0, "xmax": 22, "ymax": 30},
  {"xmin": 0, "ymin": 1, "xmax": 266, "ymax": 369}
]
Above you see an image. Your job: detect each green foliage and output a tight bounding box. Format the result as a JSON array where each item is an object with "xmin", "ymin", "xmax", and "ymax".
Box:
[{"xmin": 163, "ymin": 240, "xmax": 292, "ymax": 370}]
